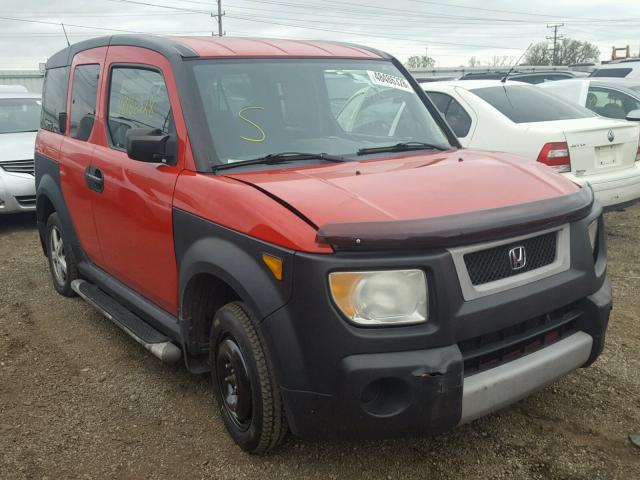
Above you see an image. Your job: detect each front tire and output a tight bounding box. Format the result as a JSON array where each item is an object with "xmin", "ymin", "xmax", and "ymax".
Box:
[
  {"xmin": 46, "ymin": 212, "xmax": 79, "ymax": 297},
  {"xmin": 210, "ymin": 302, "xmax": 287, "ymax": 454}
]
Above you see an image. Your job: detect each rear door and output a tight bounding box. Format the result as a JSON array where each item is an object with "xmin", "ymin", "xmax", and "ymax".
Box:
[
  {"xmin": 58, "ymin": 48, "xmax": 106, "ymax": 263},
  {"xmin": 89, "ymin": 46, "xmax": 185, "ymax": 314},
  {"xmin": 562, "ymin": 118, "xmax": 639, "ymax": 176}
]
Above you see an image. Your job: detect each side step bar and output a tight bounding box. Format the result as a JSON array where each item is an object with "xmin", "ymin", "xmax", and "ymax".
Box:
[{"xmin": 71, "ymin": 279, "xmax": 182, "ymax": 363}]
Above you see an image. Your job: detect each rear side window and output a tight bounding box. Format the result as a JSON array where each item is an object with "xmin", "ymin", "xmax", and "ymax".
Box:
[
  {"xmin": 472, "ymin": 85, "xmax": 594, "ymax": 123},
  {"xmin": 426, "ymin": 91, "xmax": 472, "ymax": 137},
  {"xmin": 586, "ymin": 86, "xmax": 640, "ymax": 119},
  {"xmin": 70, "ymin": 64, "xmax": 100, "ymax": 141},
  {"xmin": 590, "ymin": 68, "xmax": 632, "ymax": 78},
  {"xmin": 41, "ymin": 66, "xmax": 70, "ymax": 133},
  {"xmin": 107, "ymin": 67, "xmax": 173, "ymax": 149}
]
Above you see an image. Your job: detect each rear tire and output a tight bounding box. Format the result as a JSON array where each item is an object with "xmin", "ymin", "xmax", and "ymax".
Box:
[
  {"xmin": 210, "ymin": 302, "xmax": 287, "ymax": 454},
  {"xmin": 46, "ymin": 212, "xmax": 79, "ymax": 297}
]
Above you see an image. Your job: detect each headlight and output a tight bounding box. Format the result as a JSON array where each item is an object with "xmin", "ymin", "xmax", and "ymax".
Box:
[
  {"xmin": 588, "ymin": 220, "xmax": 598, "ymax": 253},
  {"xmin": 329, "ymin": 269, "xmax": 428, "ymax": 326}
]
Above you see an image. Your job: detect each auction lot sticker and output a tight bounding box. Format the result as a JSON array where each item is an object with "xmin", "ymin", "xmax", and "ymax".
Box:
[{"xmin": 367, "ymin": 71, "xmax": 415, "ymax": 93}]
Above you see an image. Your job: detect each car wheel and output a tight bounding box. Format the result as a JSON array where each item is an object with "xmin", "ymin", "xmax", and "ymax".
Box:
[
  {"xmin": 210, "ymin": 302, "xmax": 287, "ymax": 454},
  {"xmin": 46, "ymin": 212, "xmax": 79, "ymax": 297}
]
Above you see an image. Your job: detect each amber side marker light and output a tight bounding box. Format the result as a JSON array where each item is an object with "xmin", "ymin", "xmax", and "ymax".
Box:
[{"xmin": 262, "ymin": 253, "xmax": 283, "ymax": 280}]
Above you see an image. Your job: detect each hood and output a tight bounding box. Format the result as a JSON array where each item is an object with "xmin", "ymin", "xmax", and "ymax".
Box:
[
  {"xmin": 224, "ymin": 149, "xmax": 580, "ymax": 229},
  {"xmin": 0, "ymin": 131, "xmax": 37, "ymax": 163}
]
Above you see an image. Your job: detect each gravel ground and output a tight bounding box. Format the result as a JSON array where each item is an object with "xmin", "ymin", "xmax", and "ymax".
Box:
[{"xmin": 1, "ymin": 206, "xmax": 639, "ymax": 480}]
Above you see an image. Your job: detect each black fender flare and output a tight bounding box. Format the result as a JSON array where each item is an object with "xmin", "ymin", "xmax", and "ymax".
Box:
[
  {"xmin": 35, "ymin": 154, "xmax": 81, "ymax": 255},
  {"xmin": 174, "ymin": 209, "xmax": 294, "ymax": 351}
]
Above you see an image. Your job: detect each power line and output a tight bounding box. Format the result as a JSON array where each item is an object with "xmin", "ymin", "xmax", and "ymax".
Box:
[
  {"xmin": 407, "ymin": 0, "xmax": 611, "ymax": 22},
  {"xmin": 105, "ymin": 0, "xmax": 209, "ymax": 14},
  {"xmin": 224, "ymin": 14, "xmax": 526, "ymax": 49}
]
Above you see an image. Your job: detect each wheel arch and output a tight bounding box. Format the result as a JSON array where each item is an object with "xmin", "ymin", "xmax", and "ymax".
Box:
[{"xmin": 176, "ymin": 229, "xmax": 294, "ymax": 364}]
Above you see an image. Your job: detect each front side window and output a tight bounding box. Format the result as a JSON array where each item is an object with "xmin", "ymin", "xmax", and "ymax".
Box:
[
  {"xmin": 586, "ymin": 86, "xmax": 640, "ymax": 119},
  {"xmin": 70, "ymin": 64, "xmax": 100, "ymax": 141},
  {"xmin": 426, "ymin": 91, "xmax": 472, "ymax": 137},
  {"xmin": 0, "ymin": 98, "xmax": 41, "ymax": 134},
  {"xmin": 191, "ymin": 59, "xmax": 450, "ymax": 166},
  {"xmin": 41, "ymin": 66, "xmax": 69, "ymax": 133},
  {"xmin": 107, "ymin": 67, "xmax": 173, "ymax": 149},
  {"xmin": 472, "ymin": 85, "xmax": 595, "ymax": 123}
]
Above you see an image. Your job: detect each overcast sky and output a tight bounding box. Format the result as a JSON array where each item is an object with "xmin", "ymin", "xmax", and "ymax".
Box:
[{"xmin": 1, "ymin": 0, "xmax": 640, "ymax": 69}]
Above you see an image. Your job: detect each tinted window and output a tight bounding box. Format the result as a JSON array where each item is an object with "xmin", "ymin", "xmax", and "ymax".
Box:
[
  {"xmin": 107, "ymin": 67, "xmax": 173, "ymax": 149},
  {"xmin": 590, "ymin": 68, "xmax": 632, "ymax": 78},
  {"xmin": 426, "ymin": 91, "xmax": 471, "ymax": 137},
  {"xmin": 472, "ymin": 85, "xmax": 594, "ymax": 123},
  {"xmin": 0, "ymin": 98, "xmax": 41, "ymax": 134},
  {"xmin": 41, "ymin": 66, "xmax": 70, "ymax": 133},
  {"xmin": 70, "ymin": 64, "xmax": 100, "ymax": 141},
  {"xmin": 426, "ymin": 91, "xmax": 451, "ymax": 112},
  {"xmin": 586, "ymin": 86, "xmax": 640, "ymax": 119}
]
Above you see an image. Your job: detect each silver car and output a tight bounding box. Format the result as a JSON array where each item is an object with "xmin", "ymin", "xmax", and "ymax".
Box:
[{"xmin": 0, "ymin": 87, "xmax": 40, "ymax": 214}]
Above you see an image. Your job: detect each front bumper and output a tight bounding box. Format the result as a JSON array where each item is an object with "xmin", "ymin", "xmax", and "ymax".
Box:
[
  {"xmin": 0, "ymin": 168, "xmax": 36, "ymax": 213},
  {"xmin": 261, "ymin": 205, "xmax": 611, "ymax": 439}
]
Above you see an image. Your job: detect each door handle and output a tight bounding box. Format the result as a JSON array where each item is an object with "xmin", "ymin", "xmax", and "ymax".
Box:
[{"xmin": 84, "ymin": 166, "xmax": 104, "ymax": 193}]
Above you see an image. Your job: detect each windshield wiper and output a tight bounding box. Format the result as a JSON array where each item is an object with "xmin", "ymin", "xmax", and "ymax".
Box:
[
  {"xmin": 213, "ymin": 152, "xmax": 346, "ymax": 172},
  {"xmin": 357, "ymin": 141, "xmax": 450, "ymax": 156}
]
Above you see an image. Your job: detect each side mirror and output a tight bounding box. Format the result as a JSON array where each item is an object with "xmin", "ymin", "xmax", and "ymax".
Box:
[
  {"xmin": 58, "ymin": 112, "xmax": 67, "ymax": 134},
  {"xmin": 125, "ymin": 128, "xmax": 176, "ymax": 164},
  {"xmin": 626, "ymin": 109, "xmax": 640, "ymax": 121}
]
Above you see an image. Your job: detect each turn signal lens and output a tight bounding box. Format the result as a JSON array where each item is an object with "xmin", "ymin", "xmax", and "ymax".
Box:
[
  {"xmin": 329, "ymin": 270, "xmax": 428, "ymax": 326},
  {"xmin": 262, "ymin": 253, "xmax": 283, "ymax": 280},
  {"xmin": 537, "ymin": 142, "xmax": 571, "ymax": 173}
]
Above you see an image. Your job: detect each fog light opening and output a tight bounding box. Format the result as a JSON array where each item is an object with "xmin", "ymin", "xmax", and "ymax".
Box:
[{"xmin": 360, "ymin": 377, "xmax": 412, "ymax": 418}]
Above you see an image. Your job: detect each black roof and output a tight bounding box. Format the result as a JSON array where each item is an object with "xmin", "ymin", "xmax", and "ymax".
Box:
[
  {"xmin": 45, "ymin": 35, "xmax": 199, "ymax": 69},
  {"xmin": 45, "ymin": 35, "xmax": 391, "ymax": 70}
]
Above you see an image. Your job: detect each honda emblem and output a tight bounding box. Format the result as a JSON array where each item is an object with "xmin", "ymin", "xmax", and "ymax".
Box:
[{"xmin": 508, "ymin": 246, "xmax": 527, "ymax": 270}]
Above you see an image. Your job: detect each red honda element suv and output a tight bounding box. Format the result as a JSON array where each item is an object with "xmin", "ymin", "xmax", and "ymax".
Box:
[{"xmin": 35, "ymin": 36, "xmax": 611, "ymax": 454}]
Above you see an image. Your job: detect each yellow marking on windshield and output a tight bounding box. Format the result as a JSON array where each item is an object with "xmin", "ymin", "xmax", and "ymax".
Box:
[{"xmin": 238, "ymin": 106, "xmax": 266, "ymax": 142}]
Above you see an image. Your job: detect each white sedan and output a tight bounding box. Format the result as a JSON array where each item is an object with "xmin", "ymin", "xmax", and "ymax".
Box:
[
  {"xmin": 0, "ymin": 89, "xmax": 41, "ymax": 213},
  {"xmin": 422, "ymin": 79, "xmax": 640, "ymax": 210}
]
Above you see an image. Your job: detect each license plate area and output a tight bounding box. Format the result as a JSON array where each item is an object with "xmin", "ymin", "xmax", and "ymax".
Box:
[{"xmin": 595, "ymin": 144, "xmax": 618, "ymax": 167}]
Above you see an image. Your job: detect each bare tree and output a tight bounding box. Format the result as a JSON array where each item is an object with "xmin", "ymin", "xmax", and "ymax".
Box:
[
  {"xmin": 525, "ymin": 38, "xmax": 600, "ymax": 65},
  {"xmin": 405, "ymin": 55, "xmax": 436, "ymax": 69}
]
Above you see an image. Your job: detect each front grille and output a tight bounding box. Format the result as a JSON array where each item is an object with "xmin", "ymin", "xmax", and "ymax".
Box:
[
  {"xmin": 464, "ymin": 231, "xmax": 557, "ymax": 285},
  {"xmin": 15, "ymin": 195, "xmax": 36, "ymax": 207},
  {"xmin": 0, "ymin": 159, "xmax": 35, "ymax": 176},
  {"xmin": 459, "ymin": 307, "xmax": 580, "ymax": 377}
]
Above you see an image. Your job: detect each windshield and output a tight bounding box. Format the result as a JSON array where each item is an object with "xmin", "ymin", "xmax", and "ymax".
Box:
[
  {"xmin": 191, "ymin": 59, "xmax": 450, "ymax": 166},
  {"xmin": 0, "ymin": 98, "xmax": 41, "ymax": 134},
  {"xmin": 471, "ymin": 85, "xmax": 595, "ymax": 123}
]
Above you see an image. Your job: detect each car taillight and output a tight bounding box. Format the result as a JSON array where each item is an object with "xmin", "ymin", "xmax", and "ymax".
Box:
[
  {"xmin": 537, "ymin": 142, "xmax": 571, "ymax": 173},
  {"xmin": 636, "ymin": 145, "xmax": 640, "ymax": 162}
]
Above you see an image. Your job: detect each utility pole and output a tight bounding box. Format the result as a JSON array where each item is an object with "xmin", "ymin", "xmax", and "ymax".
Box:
[
  {"xmin": 212, "ymin": 0, "xmax": 225, "ymax": 37},
  {"xmin": 546, "ymin": 23, "xmax": 564, "ymax": 66}
]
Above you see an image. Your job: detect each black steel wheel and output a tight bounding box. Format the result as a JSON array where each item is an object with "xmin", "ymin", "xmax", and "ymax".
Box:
[{"xmin": 210, "ymin": 302, "xmax": 287, "ymax": 454}]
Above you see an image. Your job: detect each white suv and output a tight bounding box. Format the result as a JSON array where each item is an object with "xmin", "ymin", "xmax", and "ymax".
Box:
[
  {"xmin": 0, "ymin": 86, "xmax": 40, "ymax": 214},
  {"xmin": 590, "ymin": 60, "xmax": 640, "ymax": 79}
]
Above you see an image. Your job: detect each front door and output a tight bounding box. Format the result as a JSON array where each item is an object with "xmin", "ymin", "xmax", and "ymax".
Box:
[{"xmin": 90, "ymin": 46, "xmax": 185, "ymax": 314}]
